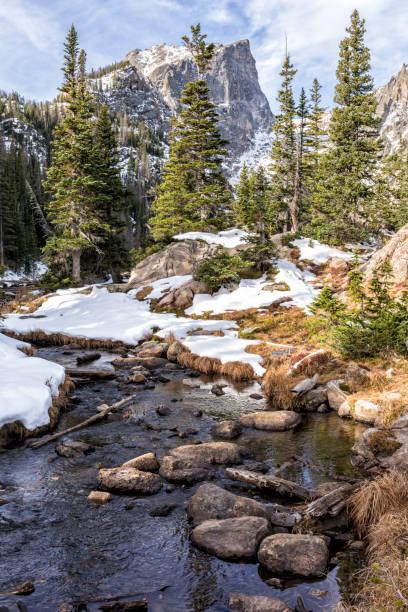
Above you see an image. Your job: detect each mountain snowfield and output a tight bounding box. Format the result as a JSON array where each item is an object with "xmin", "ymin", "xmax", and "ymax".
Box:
[{"xmin": 1, "ymin": 231, "xmax": 352, "ymax": 433}]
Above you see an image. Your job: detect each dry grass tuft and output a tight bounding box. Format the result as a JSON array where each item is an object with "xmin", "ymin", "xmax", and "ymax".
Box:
[
  {"xmin": 177, "ymin": 350, "xmax": 199, "ymax": 370},
  {"xmin": 135, "ymin": 286, "xmax": 153, "ymax": 301},
  {"xmin": 262, "ymin": 361, "xmax": 295, "ymax": 409},
  {"xmin": 290, "ymin": 348, "xmax": 333, "ymax": 375},
  {"xmin": 220, "ymin": 361, "xmax": 254, "ymax": 381},
  {"xmin": 367, "ymin": 431, "xmax": 402, "ymax": 456},
  {"xmin": 4, "ymin": 329, "xmax": 127, "ymax": 351},
  {"xmin": 349, "ymin": 471, "xmax": 408, "ymax": 538},
  {"xmin": 195, "ymin": 356, "xmax": 222, "ymax": 375}
]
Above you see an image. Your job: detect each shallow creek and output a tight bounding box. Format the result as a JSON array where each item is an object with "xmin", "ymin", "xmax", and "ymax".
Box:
[{"xmin": 0, "ymin": 347, "xmax": 367, "ymax": 611}]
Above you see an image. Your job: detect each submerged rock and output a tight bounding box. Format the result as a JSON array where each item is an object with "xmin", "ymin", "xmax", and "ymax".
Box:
[
  {"xmin": 97, "ymin": 467, "xmax": 162, "ymax": 495},
  {"xmin": 258, "ymin": 534, "xmax": 329, "ymax": 577},
  {"xmin": 87, "ymin": 491, "xmax": 111, "ymax": 504},
  {"xmin": 239, "ymin": 411, "xmax": 301, "ymax": 431},
  {"xmin": 191, "ymin": 516, "xmax": 269, "ymax": 560},
  {"xmin": 228, "ymin": 593, "xmax": 293, "ymax": 612},
  {"xmin": 55, "ymin": 440, "xmax": 95, "ymax": 458},
  {"xmin": 211, "ymin": 420, "xmax": 242, "ymax": 440}
]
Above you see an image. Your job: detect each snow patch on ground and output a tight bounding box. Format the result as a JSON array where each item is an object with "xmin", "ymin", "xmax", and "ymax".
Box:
[
  {"xmin": 292, "ymin": 238, "xmax": 353, "ymax": 264},
  {"xmin": 0, "ymin": 261, "xmax": 48, "ymax": 283},
  {"xmin": 0, "ymin": 332, "xmax": 65, "ymax": 431},
  {"xmin": 186, "ymin": 259, "xmax": 318, "ymax": 315},
  {"xmin": 174, "ymin": 229, "xmax": 249, "ymax": 249},
  {"xmin": 139, "ymin": 275, "xmax": 192, "ymax": 299},
  {"xmin": 4, "ymin": 287, "xmax": 266, "ymax": 375}
]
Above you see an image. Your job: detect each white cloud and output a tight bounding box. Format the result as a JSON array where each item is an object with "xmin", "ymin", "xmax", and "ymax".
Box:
[{"xmin": 0, "ymin": 0, "xmax": 61, "ymax": 53}]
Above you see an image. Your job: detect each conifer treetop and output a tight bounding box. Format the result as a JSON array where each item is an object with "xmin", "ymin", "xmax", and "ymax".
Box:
[{"xmin": 182, "ymin": 23, "xmax": 215, "ymax": 75}]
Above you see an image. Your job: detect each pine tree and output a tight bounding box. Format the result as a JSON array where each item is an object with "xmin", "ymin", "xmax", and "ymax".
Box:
[
  {"xmin": 94, "ymin": 103, "xmax": 129, "ymax": 282},
  {"xmin": 150, "ymin": 24, "xmax": 231, "ymax": 241},
  {"xmin": 269, "ymin": 54, "xmax": 297, "ymax": 231},
  {"xmin": 303, "ymin": 78, "xmax": 326, "ymax": 206},
  {"xmin": 289, "ymin": 88, "xmax": 308, "ymax": 230},
  {"xmin": 306, "ymin": 10, "xmax": 382, "ymax": 243},
  {"xmin": 44, "ymin": 26, "xmax": 108, "ymax": 283}
]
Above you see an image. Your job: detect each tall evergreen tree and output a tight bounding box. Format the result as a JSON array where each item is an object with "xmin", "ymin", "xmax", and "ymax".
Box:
[
  {"xmin": 289, "ymin": 88, "xmax": 308, "ymax": 230},
  {"xmin": 306, "ymin": 10, "xmax": 382, "ymax": 243},
  {"xmin": 303, "ymin": 78, "xmax": 326, "ymax": 196},
  {"xmin": 269, "ymin": 54, "xmax": 297, "ymax": 231},
  {"xmin": 94, "ymin": 103, "xmax": 129, "ymax": 282},
  {"xmin": 150, "ymin": 24, "xmax": 231, "ymax": 241},
  {"xmin": 44, "ymin": 26, "xmax": 107, "ymax": 282}
]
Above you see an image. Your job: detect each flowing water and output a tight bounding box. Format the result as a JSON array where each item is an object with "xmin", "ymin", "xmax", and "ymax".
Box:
[{"xmin": 0, "ymin": 347, "xmax": 366, "ymax": 611}]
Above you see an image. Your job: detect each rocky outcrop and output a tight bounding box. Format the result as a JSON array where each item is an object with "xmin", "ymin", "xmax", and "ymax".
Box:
[
  {"xmin": 155, "ymin": 279, "xmax": 207, "ymax": 311},
  {"xmin": 375, "ymin": 64, "xmax": 408, "ymax": 155},
  {"xmin": 362, "ymin": 224, "xmax": 408, "ymax": 291},
  {"xmin": 123, "ymin": 40, "xmax": 274, "ymax": 167},
  {"xmin": 126, "ymin": 240, "xmax": 219, "ymax": 289}
]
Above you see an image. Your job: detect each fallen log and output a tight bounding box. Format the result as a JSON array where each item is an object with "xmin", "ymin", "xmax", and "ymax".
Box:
[
  {"xmin": 30, "ymin": 395, "xmax": 137, "ymax": 449},
  {"xmin": 66, "ymin": 367, "xmax": 115, "ymax": 380},
  {"xmin": 303, "ymin": 483, "xmax": 359, "ymax": 519},
  {"xmin": 225, "ymin": 468, "xmax": 318, "ymax": 501}
]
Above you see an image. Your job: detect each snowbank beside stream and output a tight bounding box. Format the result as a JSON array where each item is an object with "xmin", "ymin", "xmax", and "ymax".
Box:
[{"xmin": 0, "ymin": 332, "xmax": 65, "ymax": 431}]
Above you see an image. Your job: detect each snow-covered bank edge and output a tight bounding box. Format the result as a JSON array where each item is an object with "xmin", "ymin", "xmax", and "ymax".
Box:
[{"xmin": 0, "ymin": 332, "xmax": 71, "ymax": 447}]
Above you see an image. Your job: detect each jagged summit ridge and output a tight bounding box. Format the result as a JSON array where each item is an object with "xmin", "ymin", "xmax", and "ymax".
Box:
[{"xmin": 96, "ymin": 39, "xmax": 274, "ymax": 169}]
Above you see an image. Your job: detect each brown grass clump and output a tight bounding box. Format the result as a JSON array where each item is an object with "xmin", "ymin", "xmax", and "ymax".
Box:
[
  {"xmin": 195, "ymin": 356, "xmax": 222, "ymax": 375},
  {"xmin": 135, "ymin": 286, "xmax": 153, "ymax": 301},
  {"xmin": 220, "ymin": 361, "xmax": 254, "ymax": 381},
  {"xmin": 367, "ymin": 431, "xmax": 402, "ymax": 456},
  {"xmin": 290, "ymin": 348, "xmax": 333, "ymax": 375},
  {"xmin": 262, "ymin": 361, "xmax": 295, "ymax": 409},
  {"xmin": 4, "ymin": 330, "xmax": 127, "ymax": 351},
  {"xmin": 349, "ymin": 471, "xmax": 408, "ymax": 538},
  {"xmin": 177, "ymin": 350, "xmax": 199, "ymax": 370}
]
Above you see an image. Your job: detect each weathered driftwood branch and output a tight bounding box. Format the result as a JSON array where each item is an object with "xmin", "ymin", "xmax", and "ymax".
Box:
[
  {"xmin": 303, "ymin": 483, "xmax": 357, "ymax": 519},
  {"xmin": 30, "ymin": 395, "xmax": 136, "ymax": 449},
  {"xmin": 225, "ymin": 468, "xmax": 318, "ymax": 501}
]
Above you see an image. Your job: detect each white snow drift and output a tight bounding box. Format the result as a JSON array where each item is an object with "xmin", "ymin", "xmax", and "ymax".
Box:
[
  {"xmin": 0, "ymin": 332, "xmax": 65, "ymax": 431},
  {"xmin": 174, "ymin": 228, "xmax": 248, "ymax": 248}
]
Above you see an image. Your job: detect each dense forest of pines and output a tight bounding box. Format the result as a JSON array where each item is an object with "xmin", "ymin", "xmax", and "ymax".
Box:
[{"xmin": 1, "ymin": 11, "xmax": 408, "ymax": 281}]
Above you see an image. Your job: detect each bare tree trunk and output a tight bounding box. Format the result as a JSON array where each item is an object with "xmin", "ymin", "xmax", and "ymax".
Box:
[
  {"xmin": 290, "ymin": 133, "xmax": 302, "ymax": 232},
  {"xmin": 110, "ymin": 263, "xmax": 122, "ymax": 284},
  {"xmin": 0, "ymin": 204, "xmax": 4, "ymax": 267},
  {"xmin": 72, "ymin": 249, "xmax": 81, "ymax": 283}
]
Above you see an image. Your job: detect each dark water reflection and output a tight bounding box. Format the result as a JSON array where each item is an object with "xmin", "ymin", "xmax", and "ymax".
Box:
[{"xmin": 0, "ymin": 348, "xmax": 365, "ymax": 611}]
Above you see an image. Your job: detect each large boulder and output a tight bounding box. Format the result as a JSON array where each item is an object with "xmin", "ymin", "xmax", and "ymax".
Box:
[
  {"xmin": 326, "ymin": 380, "xmax": 349, "ymax": 412},
  {"xmin": 160, "ymin": 442, "xmax": 243, "ymax": 484},
  {"xmin": 97, "ymin": 467, "xmax": 162, "ymax": 495},
  {"xmin": 156, "ymin": 279, "xmax": 208, "ymax": 311},
  {"xmin": 258, "ymin": 534, "xmax": 329, "ymax": 577},
  {"xmin": 239, "ymin": 411, "xmax": 301, "ymax": 431},
  {"xmin": 228, "ymin": 593, "xmax": 293, "ymax": 612},
  {"xmin": 127, "ymin": 240, "xmax": 219, "ymax": 289},
  {"xmin": 191, "ymin": 517, "xmax": 269, "ymax": 560},
  {"xmin": 187, "ymin": 483, "xmax": 269, "ymax": 526},
  {"xmin": 168, "ymin": 442, "xmax": 243, "ymax": 466},
  {"xmin": 362, "ymin": 224, "xmax": 408, "ymax": 292}
]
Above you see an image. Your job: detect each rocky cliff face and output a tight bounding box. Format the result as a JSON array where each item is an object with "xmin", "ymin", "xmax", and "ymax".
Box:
[
  {"xmin": 375, "ymin": 64, "xmax": 408, "ymax": 154},
  {"xmin": 94, "ymin": 40, "xmax": 274, "ymax": 173}
]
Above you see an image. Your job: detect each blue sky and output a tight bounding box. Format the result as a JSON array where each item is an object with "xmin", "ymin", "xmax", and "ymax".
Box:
[{"xmin": 0, "ymin": 0, "xmax": 407, "ymax": 112}]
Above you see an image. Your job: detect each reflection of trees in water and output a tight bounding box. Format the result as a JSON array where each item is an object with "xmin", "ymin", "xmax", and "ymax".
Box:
[{"xmin": 335, "ymin": 551, "xmax": 365, "ymax": 606}]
